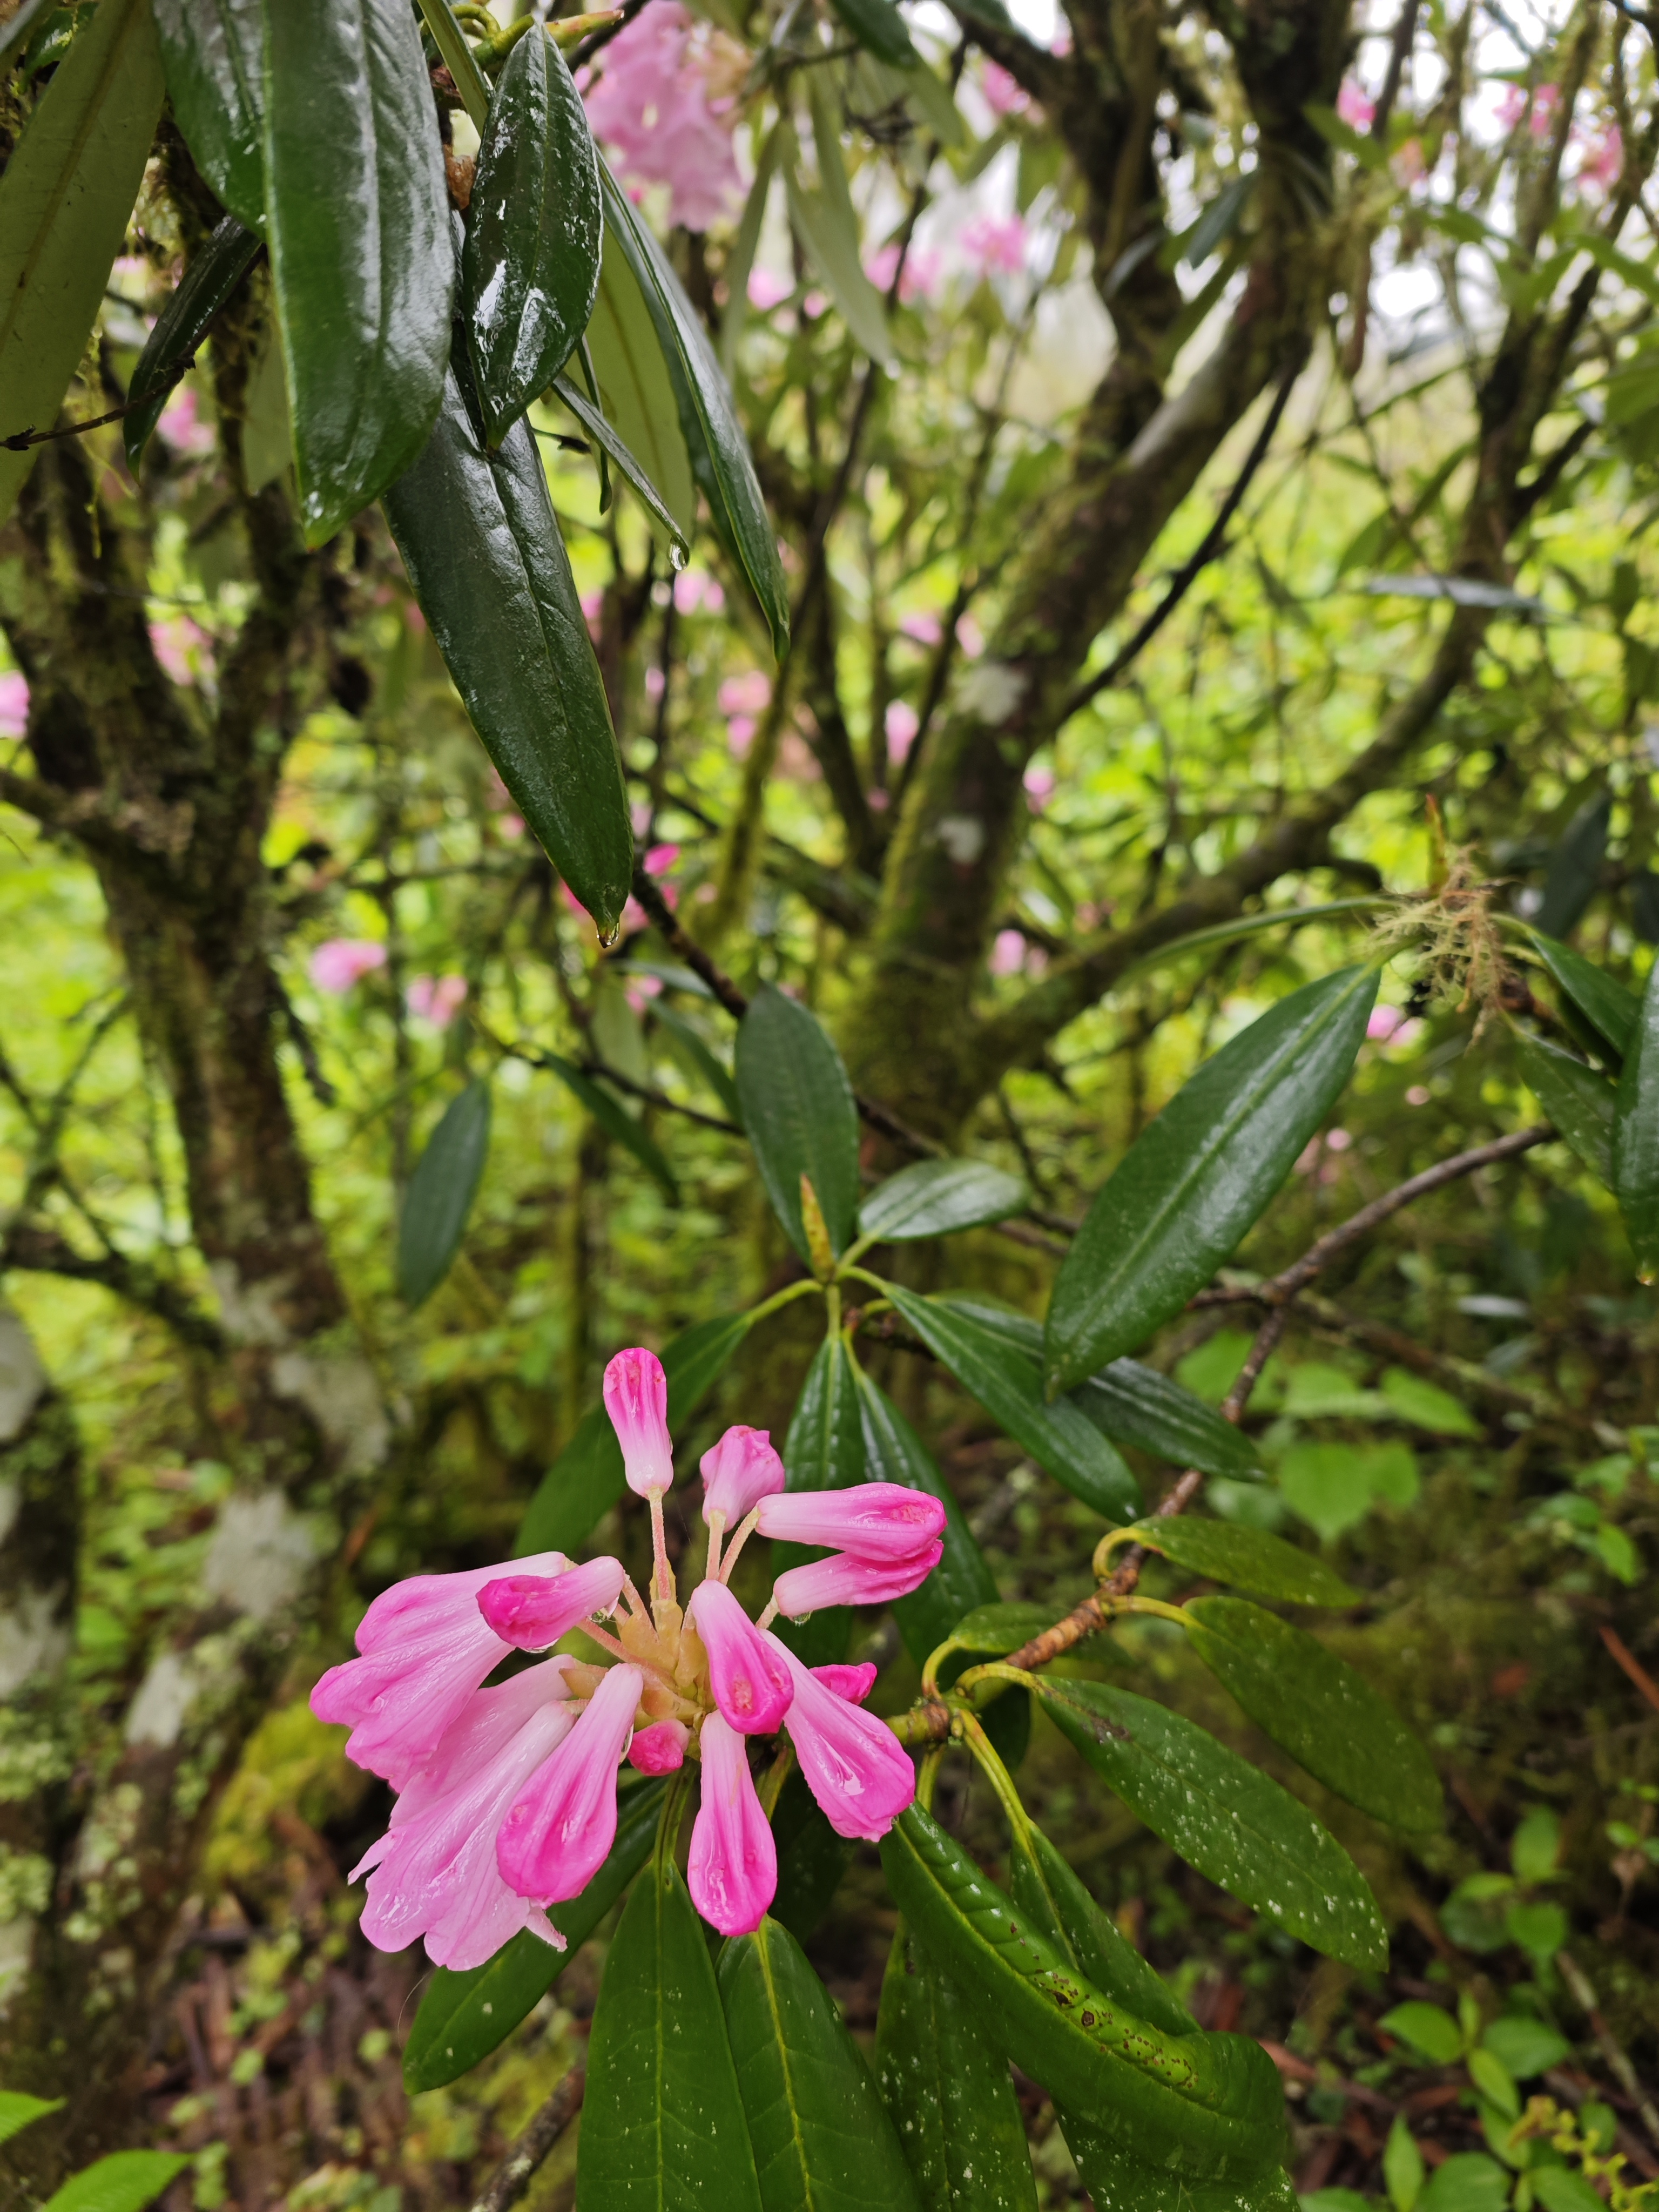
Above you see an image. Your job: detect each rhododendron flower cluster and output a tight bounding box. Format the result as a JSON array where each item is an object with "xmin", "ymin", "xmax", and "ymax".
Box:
[
  {"xmin": 581, "ymin": 1, "xmax": 744, "ymax": 232},
  {"xmin": 313, "ymin": 1348, "xmax": 943, "ymax": 1964}
]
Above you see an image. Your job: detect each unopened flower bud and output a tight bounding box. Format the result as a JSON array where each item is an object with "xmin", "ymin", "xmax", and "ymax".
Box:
[
  {"xmin": 629, "ymin": 1719, "xmax": 689, "ymax": 1774},
  {"xmin": 799, "ymin": 1172, "xmax": 836, "ymax": 1280},
  {"xmin": 689, "ymin": 1711, "xmax": 777, "ymax": 1937},
  {"xmin": 687, "ymin": 1579, "xmax": 793, "ymax": 1735},
  {"xmin": 604, "ymin": 1347, "xmax": 673, "ymax": 1497},
  {"xmin": 772, "ymin": 1542, "xmax": 943, "ymax": 1618},
  {"xmin": 477, "ymin": 1556, "xmax": 625, "ymax": 1650},
  {"xmin": 700, "ymin": 1425, "xmax": 786, "ymax": 1526},
  {"xmin": 756, "ymin": 1482, "xmax": 945, "ymax": 1562}
]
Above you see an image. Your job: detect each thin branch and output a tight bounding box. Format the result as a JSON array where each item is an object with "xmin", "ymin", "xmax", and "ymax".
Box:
[
  {"xmin": 1, "ymin": 1222, "xmax": 225, "ymax": 1352},
  {"xmin": 469, "ymin": 2067, "xmax": 585, "ymax": 2212}
]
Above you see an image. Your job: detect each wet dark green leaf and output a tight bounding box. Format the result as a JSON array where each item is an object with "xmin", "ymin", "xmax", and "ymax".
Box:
[
  {"xmin": 551, "ymin": 371, "xmax": 690, "ymax": 562},
  {"xmin": 826, "ymin": 0, "xmax": 920, "ymax": 66},
  {"xmin": 382, "ymin": 369, "xmax": 633, "ymax": 933},
  {"xmin": 1616, "ymin": 956, "xmax": 1659, "ymax": 1280},
  {"xmin": 1044, "ymin": 967, "xmax": 1378, "ymax": 1391},
  {"xmin": 1120, "ymin": 1519, "xmax": 1360, "ymax": 1606},
  {"xmin": 124, "ymin": 216, "xmax": 260, "ymax": 469},
  {"xmin": 577, "ymin": 1854, "xmax": 764, "ymax": 2212},
  {"xmin": 859, "ymin": 1158, "xmax": 1029, "ymax": 1244},
  {"xmin": 584, "ymin": 230, "xmax": 697, "ymax": 550},
  {"xmin": 515, "ymin": 1312, "xmax": 751, "ymax": 1552},
  {"xmin": 463, "ymin": 28, "xmax": 601, "ymax": 444},
  {"xmin": 263, "ymin": 0, "xmax": 454, "ymax": 544},
  {"xmin": 1184, "ymin": 1596, "xmax": 1442, "ymax": 1831},
  {"xmin": 720, "ymin": 1916, "xmax": 921, "ymax": 2212},
  {"xmin": 1513, "ymin": 1032, "xmax": 1614, "ymax": 1186},
  {"xmin": 397, "ymin": 1080, "xmax": 491, "ymax": 1309},
  {"xmin": 1059, "ymin": 2125, "xmax": 1297, "ymax": 2212},
  {"xmin": 1007, "ymin": 1818, "xmax": 1197, "ymax": 2041},
  {"xmin": 1525, "ymin": 932, "xmax": 1636, "ymax": 1066},
  {"xmin": 1535, "ymin": 792, "xmax": 1610, "ymax": 941},
  {"xmin": 854, "ymin": 1367, "xmax": 996, "ymax": 1667},
  {"xmin": 153, "ymin": 0, "xmax": 265, "ymax": 231},
  {"xmin": 736, "ymin": 986, "xmax": 861, "ymax": 1264},
  {"xmin": 0, "ymin": 0, "xmax": 165, "ymax": 523},
  {"xmin": 403, "ymin": 1777, "xmax": 667, "ymax": 2090},
  {"xmin": 1034, "ymin": 1677, "xmax": 1388, "ymax": 1967},
  {"xmin": 945, "ymin": 1602, "xmax": 1068, "ymax": 1658},
  {"xmin": 882, "ymin": 1288, "xmax": 1141, "ymax": 1521}
]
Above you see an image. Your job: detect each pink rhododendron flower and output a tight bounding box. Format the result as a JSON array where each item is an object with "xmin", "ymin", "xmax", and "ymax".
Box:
[
  {"xmin": 583, "ymin": 1, "xmax": 743, "ymax": 232},
  {"xmin": 1581, "ymin": 125, "xmax": 1622, "ymax": 188},
  {"xmin": 0, "ymin": 669, "xmax": 28, "ymax": 737},
  {"xmin": 700, "ymin": 1425, "xmax": 786, "ymax": 1527},
  {"xmin": 756, "ymin": 1482, "xmax": 945, "ymax": 1562},
  {"xmin": 1336, "ymin": 79, "xmax": 1374, "ymax": 130},
  {"xmin": 962, "ymin": 213, "xmax": 1028, "ymax": 276},
  {"xmin": 157, "ymin": 385, "xmax": 216, "ymax": 458},
  {"xmin": 309, "ymin": 939, "xmax": 387, "ymax": 995},
  {"xmin": 604, "ymin": 1347, "xmax": 673, "ymax": 1497},
  {"xmin": 407, "ymin": 974, "xmax": 468, "ymax": 1027},
  {"xmin": 1391, "ymin": 138, "xmax": 1426, "ymax": 186},
  {"xmin": 150, "ymin": 613, "xmax": 209, "ymax": 687},
  {"xmin": 1023, "ymin": 764, "xmax": 1055, "ymax": 809},
  {"xmin": 689, "ymin": 1711, "xmax": 776, "ymax": 1937},
  {"xmin": 1530, "ymin": 83, "xmax": 1562, "ymax": 141},
  {"xmin": 865, "ymin": 242, "xmax": 945, "ymax": 305},
  {"xmin": 771, "ymin": 1541, "xmax": 945, "ymax": 1617},
  {"xmin": 673, "ymin": 569, "xmax": 725, "ymax": 615},
  {"xmin": 747, "ymin": 266, "xmax": 793, "ymax": 311},
  {"xmin": 990, "ymin": 928, "xmax": 1027, "ymax": 977},
  {"xmin": 644, "ymin": 843, "xmax": 679, "ymax": 876},
  {"xmin": 899, "ymin": 611, "xmax": 942, "ymax": 647},
  {"xmin": 720, "ymin": 671, "xmax": 771, "ymax": 716},
  {"xmin": 727, "ymin": 717, "xmax": 757, "ymax": 757},
  {"xmin": 772, "ymin": 1636, "xmax": 917, "ymax": 1840},
  {"xmin": 314, "ymin": 1345, "xmax": 940, "ymax": 1965},
  {"xmin": 497, "ymin": 1662, "xmax": 646, "ymax": 1905},
  {"xmin": 1366, "ymin": 1004, "xmax": 1422, "ymax": 1046},
  {"xmin": 982, "ymin": 59, "xmax": 1030, "ymax": 116},
  {"xmin": 886, "ymin": 700, "xmax": 919, "ymax": 763},
  {"xmin": 957, "ymin": 613, "xmax": 984, "ymax": 659},
  {"xmin": 687, "ymin": 1579, "xmax": 793, "ymax": 1735}
]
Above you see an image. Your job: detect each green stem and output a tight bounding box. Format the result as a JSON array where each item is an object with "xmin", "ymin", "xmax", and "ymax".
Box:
[
  {"xmin": 655, "ymin": 1766, "xmax": 690, "ymax": 1873},
  {"xmin": 743, "ymin": 1276, "xmax": 821, "ymax": 1328},
  {"xmin": 417, "ymin": 0, "xmax": 492, "ymax": 129}
]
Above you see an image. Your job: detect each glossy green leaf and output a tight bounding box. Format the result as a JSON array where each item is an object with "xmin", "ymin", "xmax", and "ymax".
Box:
[
  {"xmin": 0, "ymin": 2091, "xmax": 62, "ymax": 2143},
  {"xmin": 262, "ymin": 0, "xmax": 454, "ymax": 544},
  {"xmin": 575, "ymin": 1855, "xmax": 764, "ymax": 2212},
  {"xmin": 1514, "ymin": 1031, "xmax": 1615, "ymax": 1186},
  {"xmin": 124, "ymin": 215, "xmax": 261, "ymax": 470},
  {"xmin": 875, "ymin": 1919, "xmax": 1036, "ymax": 2212},
  {"xmin": 463, "ymin": 28, "xmax": 601, "ymax": 445},
  {"xmin": 945, "ymin": 1601, "xmax": 1067, "ymax": 1657},
  {"xmin": 720, "ymin": 1915, "xmax": 921, "ymax": 2212},
  {"xmin": 827, "ymin": 0, "xmax": 921, "ymax": 66},
  {"xmin": 1044, "ymin": 967, "xmax": 1378, "ymax": 1390},
  {"xmin": 879, "ymin": 1805, "xmax": 1287, "ymax": 2180},
  {"xmin": 382, "ymin": 368, "xmax": 633, "ymax": 932},
  {"xmin": 736, "ymin": 985, "xmax": 861, "ymax": 1264},
  {"xmin": 854, "ymin": 1367, "xmax": 996, "ymax": 1665},
  {"xmin": 649, "ymin": 1000, "xmax": 742, "ymax": 1123},
  {"xmin": 1118, "ymin": 1518, "xmax": 1361, "ymax": 1606},
  {"xmin": 1007, "ymin": 1818, "xmax": 1197, "ymax": 2042},
  {"xmin": 773, "ymin": 1332, "xmax": 866, "ymax": 1667},
  {"xmin": 1058, "ymin": 2125, "xmax": 1297, "ymax": 2212},
  {"xmin": 541, "ymin": 1051, "xmax": 678, "ymax": 1199},
  {"xmin": 403, "ymin": 1775, "xmax": 667, "ymax": 2090},
  {"xmin": 585, "ymin": 230, "xmax": 698, "ymax": 548},
  {"xmin": 397, "ymin": 1080, "xmax": 491, "ymax": 1308},
  {"xmin": 0, "ymin": 0, "xmax": 165, "ymax": 524},
  {"xmin": 41, "ymin": 2154, "xmax": 193, "ymax": 2212},
  {"xmin": 599, "ymin": 165, "xmax": 790, "ymax": 658},
  {"xmin": 883, "ymin": 1287, "xmax": 1141, "ymax": 1521},
  {"xmin": 516, "ymin": 1311, "xmax": 751, "ymax": 1552},
  {"xmin": 1535, "ymin": 792, "xmax": 1611, "ymax": 942},
  {"xmin": 1615, "ymin": 956, "xmax": 1659, "ymax": 1281},
  {"xmin": 1034, "ymin": 1677, "xmax": 1388, "ymax": 1968},
  {"xmin": 937, "ymin": 1296, "xmax": 1256, "ymax": 1479},
  {"xmin": 786, "ymin": 165, "xmax": 894, "ymax": 368},
  {"xmin": 1523, "ymin": 931, "xmax": 1636, "ymax": 1064},
  {"xmin": 770, "ymin": 1769, "xmax": 850, "ymax": 1943},
  {"xmin": 859, "ymin": 1158, "xmax": 1029, "ymax": 1243},
  {"xmin": 0, "ymin": 0, "xmax": 57, "ymax": 68},
  {"xmin": 1184, "ymin": 1596, "xmax": 1442, "ymax": 1832},
  {"xmin": 153, "ymin": 0, "xmax": 265, "ymax": 231},
  {"xmin": 551, "ymin": 372, "xmax": 690, "ymax": 563}
]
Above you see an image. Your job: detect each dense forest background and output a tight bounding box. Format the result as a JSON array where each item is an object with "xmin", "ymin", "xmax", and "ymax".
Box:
[{"xmin": 3, "ymin": 0, "xmax": 1659, "ymax": 2203}]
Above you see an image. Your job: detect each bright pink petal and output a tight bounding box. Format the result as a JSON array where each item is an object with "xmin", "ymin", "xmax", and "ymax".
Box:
[
  {"xmin": 770, "ymin": 1636, "xmax": 915, "ymax": 1842},
  {"xmin": 688, "ymin": 1579, "xmax": 793, "ymax": 1735},
  {"xmin": 477, "ymin": 1556, "xmax": 625, "ymax": 1649},
  {"xmin": 354, "ymin": 1551, "xmax": 570, "ymax": 1653},
  {"xmin": 394, "ymin": 1657, "xmax": 575, "ymax": 1825},
  {"xmin": 354, "ymin": 1698, "xmax": 576, "ymax": 1969},
  {"xmin": 688, "ymin": 1711, "xmax": 777, "ymax": 1937},
  {"xmin": 813, "ymin": 1662, "xmax": 878, "ymax": 1706},
  {"xmin": 629, "ymin": 1719, "xmax": 689, "ymax": 1774},
  {"xmin": 497, "ymin": 1663, "xmax": 644, "ymax": 1904},
  {"xmin": 771, "ymin": 1542, "xmax": 943, "ymax": 1617},
  {"xmin": 603, "ymin": 1347, "xmax": 673, "ymax": 1496},
  {"xmin": 756, "ymin": 1483, "xmax": 945, "ymax": 1561},
  {"xmin": 700, "ymin": 1425, "xmax": 786, "ymax": 1526}
]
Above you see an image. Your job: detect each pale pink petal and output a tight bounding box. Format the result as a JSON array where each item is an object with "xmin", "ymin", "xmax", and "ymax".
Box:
[
  {"xmin": 885, "ymin": 700, "xmax": 919, "ymax": 763},
  {"xmin": 771, "ymin": 1541, "xmax": 943, "ymax": 1618},
  {"xmin": 700, "ymin": 1426, "xmax": 786, "ymax": 1526},
  {"xmin": 0, "ymin": 670, "xmax": 29, "ymax": 737},
  {"xmin": 478, "ymin": 1556, "xmax": 626, "ymax": 1650},
  {"xmin": 497, "ymin": 1663, "xmax": 645, "ymax": 1904},
  {"xmin": 603, "ymin": 1347, "xmax": 673, "ymax": 1496},
  {"xmin": 770, "ymin": 1635, "xmax": 916, "ymax": 1841},
  {"xmin": 756, "ymin": 1483, "xmax": 945, "ymax": 1562},
  {"xmin": 688, "ymin": 1711, "xmax": 777, "ymax": 1936},
  {"xmin": 394, "ymin": 1657, "xmax": 576, "ymax": 1825}
]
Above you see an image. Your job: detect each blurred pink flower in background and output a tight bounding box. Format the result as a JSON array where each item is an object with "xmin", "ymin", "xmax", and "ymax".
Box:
[
  {"xmin": 311, "ymin": 941, "xmax": 387, "ymax": 995},
  {"xmin": 1391, "ymin": 138, "xmax": 1426, "ymax": 185},
  {"xmin": 580, "ymin": 589, "xmax": 604, "ymax": 644},
  {"xmin": 1529, "ymin": 83, "xmax": 1562, "ymax": 140},
  {"xmin": 864, "ymin": 242, "xmax": 945, "ymax": 305},
  {"xmin": 157, "ymin": 385, "xmax": 216, "ymax": 458},
  {"xmin": 644, "ymin": 844, "xmax": 680, "ymax": 878},
  {"xmin": 721, "ymin": 669, "xmax": 770, "ymax": 752},
  {"xmin": 0, "ymin": 670, "xmax": 28, "ymax": 737},
  {"xmin": 1580, "ymin": 124, "xmax": 1623, "ymax": 188},
  {"xmin": 989, "ymin": 929, "xmax": 1027, "ymax": 976},
  {"xmin": 408, "ymin": 975, "xmax": 469, "ymax": 1028},
  {"xmin": 802, "ymin": 291, "xmax": 828, "ymax": 320},
  {"xmin": 898, "ymin": 611, "xmax": 942, "ymax": 647},
  {"xmin": 962, "ymin": 214, "xmax": 1028, "ymax": 276},
  {"xmin": 1336, "ymin": 80, "xmax": 1375, "ymax": 130},
  {"xmin": 1367, "ymin": 1004, "xmax": 1424, "ymax": 1048},
  {"xmin": 747, "ymin": 267, "xmax": 793, "ymax": 311},
  {"xmin": 981, "ymin": 59, "xmax": 1030, "ymax": 116},
  {"xmin": 584, "ymin": 2, "xmax": 743, "ymax": 232},
  {"xmin": 885, "ymin": 700, "xmax": 919, "ymax": 763},
  {"xmin": 673, "ymin": 569, "xmax": 725, "ymax": 615},
  {"xmin": 150, "ymin": 613, "xmax": 210, "ymax": 688},
  {"xmin": 957, "ymin": 613, "xmax": 984, "ymax": 659},
  {"xmin": 1023, "ymin": 763, "xmax": 1054, "ymax": 810},
  {"xmin": 644, "ymin": 665, "xmax": 665, "ymax": 702}
]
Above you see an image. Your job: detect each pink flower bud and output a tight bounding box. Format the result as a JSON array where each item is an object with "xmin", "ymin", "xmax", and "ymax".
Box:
[
  {"xmin": 700, "ymin": 1425, "xmax": 786, "ymax": 1526},
  {"xmin": 497, "ymin": 1663, "xmax": 645, "ymax": 1904},
  {"xmin": 629, "ymin": 1719, "xmax": 689, "ymax": 1774},
  {"xmin": 812, "ymin": 1662, "xmax": 878, "ymax": 1707},
  {"xmin": 477, "ymin": 1556, "xmax": 626, "ymax": 1649},
  {"xmin": 771, "ymin": 1541, "xmax": 943, "ymax": 1619},
  {"xmin": 603, "ymin": 1347, "xmax": 673, "ymax": 1496},
  {"xmin": 687, "ymin": 1579, "xmax": 794, "ymax": 1735},
  {"xmin": 688, "ymin": 1711, "xmax": 777, "ymax": 1937},
  {"xmin": 770, "ymin": 1635, "xmax": 915, "ymax": 1841},
  {"xmin": 756, "ymin": 1483, "xmax": 945, "ymax": 1561}
]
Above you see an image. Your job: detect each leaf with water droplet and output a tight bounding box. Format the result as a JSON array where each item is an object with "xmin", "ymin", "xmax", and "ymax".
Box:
[{"xmin": 550, "ymin": 370, "xmax": 689, "ymax": 567}]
